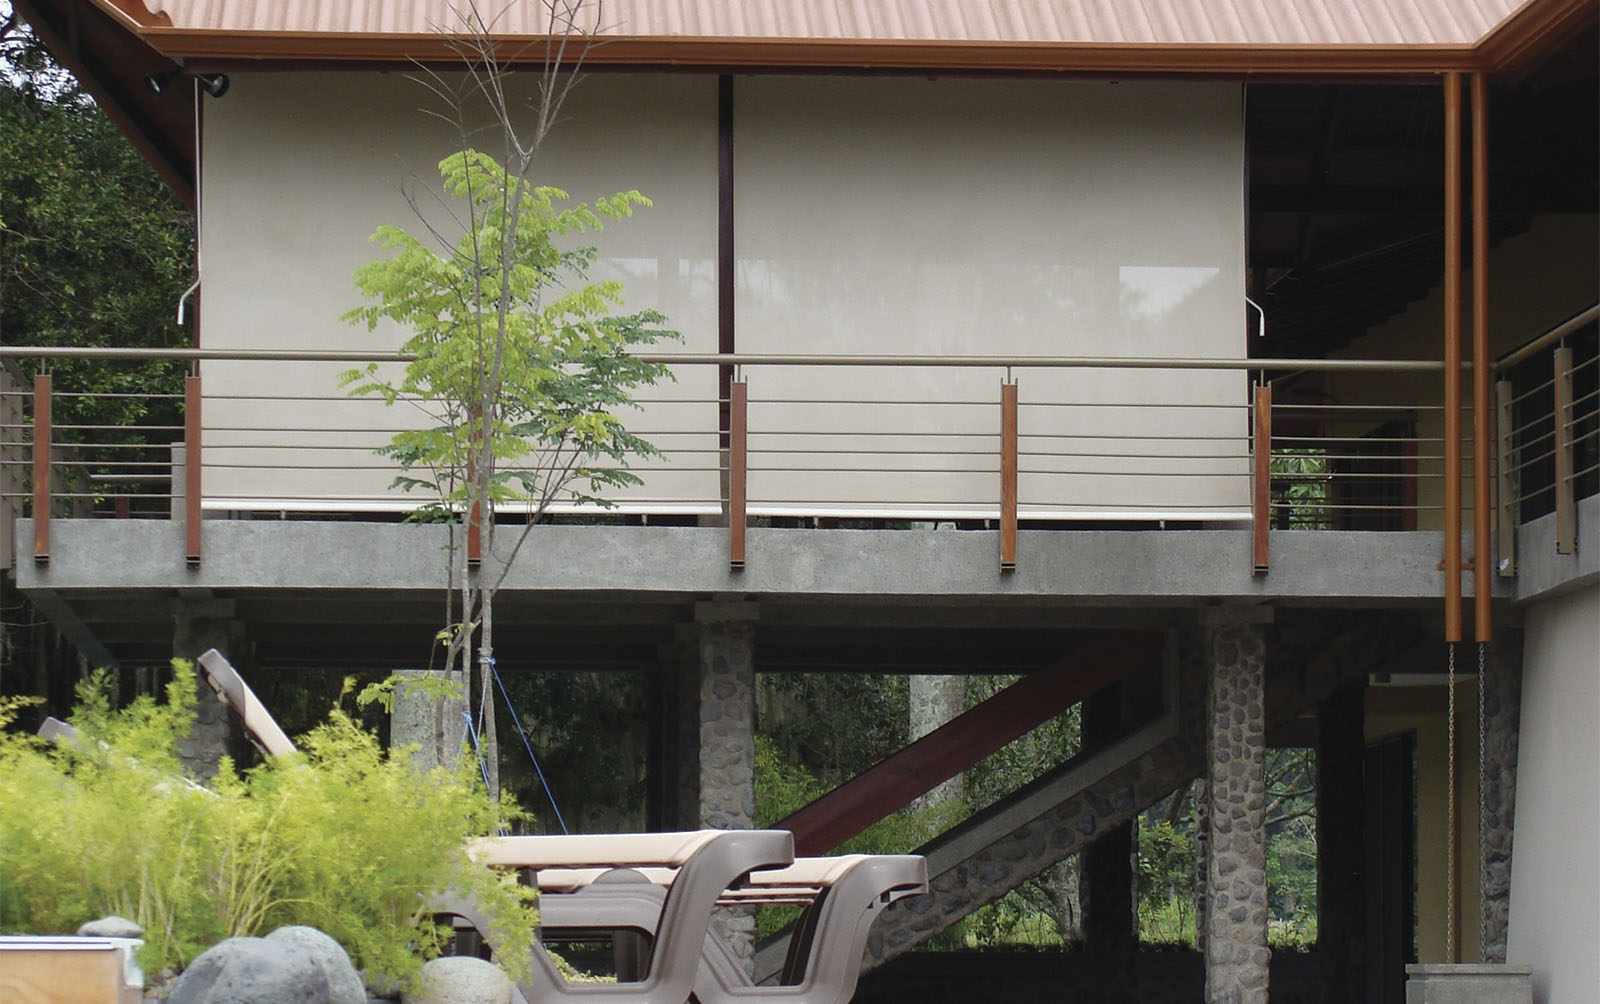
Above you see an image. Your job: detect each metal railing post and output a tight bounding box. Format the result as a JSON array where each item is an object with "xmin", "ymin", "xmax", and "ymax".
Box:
[
  {"xmin": 1495, "ymin": 378, "xmax": 1517, "ymax": 577},
  {"xmin": 185, "ymin": 374, "xmax": 203, "ymax": 564},
  {"xmin": 1253, "ymin": 381, "xmax": 1272, "ymax": 573},
  {"xmin": 1554, "ymin": 345, "xmax": 1576, "ymax": 555},
  {"xmin": 31, "ymin": 373, "xmax": 50, "ymax": 564},
  {"xmin": 729, "ymin": 378, "xmax": 747, "ymax": 568},
  {"xmin": 1000, "ymin": 381, "xmax": 1017, "ymax": 570}
]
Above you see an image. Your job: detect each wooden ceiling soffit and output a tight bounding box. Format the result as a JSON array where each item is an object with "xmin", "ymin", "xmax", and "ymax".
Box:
[{"xmin": 15, "ymin": 0, "xmax": 194, "ymax": 205}]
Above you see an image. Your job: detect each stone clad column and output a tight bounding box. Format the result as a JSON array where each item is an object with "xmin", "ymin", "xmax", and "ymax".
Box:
[
  {"xmin": 172, "ymin": 595, "xmax": 246, "ymax": 780},
  {"xmin": 1202, "ymin": 610, "xmax": 1271, "ymax": 1004},
  {"xmin": 1478, "ymin": 628, "xmax": 1522, "ymax": 963},
  {"xmin": 692, "ymin": 599, "xmax": 758, "ymax": 970}
]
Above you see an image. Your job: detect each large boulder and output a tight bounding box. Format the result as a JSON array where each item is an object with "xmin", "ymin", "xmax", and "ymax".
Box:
[
  {"xmin": 404, "ymin": 956, "xmax": 513, "ymax": 1004},
  {"xmin": 169, "ymin": 936, "xmax": 330, "ymax": 1004},
  {"xmin": 265, "ymin": 926, "xmax": 366, "ymax": 1004}
]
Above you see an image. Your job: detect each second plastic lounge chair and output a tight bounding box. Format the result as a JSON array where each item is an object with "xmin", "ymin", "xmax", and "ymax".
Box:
[
  {"xmin": 433, "ymin": 829, "xmax": 797, "ymax": 1004},
  {"xmin": 533, "ymin": 852, "xmax": 928, "ymax": 1004}
]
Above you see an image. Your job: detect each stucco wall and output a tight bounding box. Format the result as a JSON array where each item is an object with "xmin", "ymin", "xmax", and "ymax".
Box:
[
  {"xmin": 1506, "ymin": 584, "xmax": 1600, "ymax": 1003},
  {"xmin": 199, "ymin": 71, "xmax": 721, "ymax": 513},
  {"xmin": 198, "ymin": 73, "xmax": 1246, "ymax": 518}
]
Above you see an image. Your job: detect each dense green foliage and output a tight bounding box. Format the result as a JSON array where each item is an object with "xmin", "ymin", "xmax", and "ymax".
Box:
[
  {"xmin": 0, "ymin": 13, "xmax": 193, "ymax": 428},
  {"xmin": 0, "ymin": 662, "xmax": 537, "ymax": 983}
]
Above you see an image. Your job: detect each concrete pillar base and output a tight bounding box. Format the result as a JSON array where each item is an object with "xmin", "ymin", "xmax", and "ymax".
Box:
[{"xmin": 1404, "ymin": 964, "xmax": 1533, "ymax": 1003}]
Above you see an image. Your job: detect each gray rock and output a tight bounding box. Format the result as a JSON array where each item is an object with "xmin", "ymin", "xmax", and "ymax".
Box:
[
  {"xmin": 404, "ymin": 957, "xmax": 512, "ymax": 1004},
  {"xmin": 266, "ymin": 926, "xmax": 366, "ymax": 1004},
  {"xmin": 169, "ymin": 936, "xmax": 329, "ymax": 1004},
  {"xmin": 78, "ymin": 914, "xmax": 144, "ymax": 938}
]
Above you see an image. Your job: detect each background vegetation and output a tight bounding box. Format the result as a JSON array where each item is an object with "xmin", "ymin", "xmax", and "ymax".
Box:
[{"xmin": 0, "ymin": 662, "xmax": 538, "ymax": 983}]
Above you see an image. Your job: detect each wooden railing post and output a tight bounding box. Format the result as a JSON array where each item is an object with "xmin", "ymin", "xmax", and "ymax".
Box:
[
  {"xmin": 1000, "ymin": 381, "xmax": 1018, "ymax": 570},
  {"xmin": 184, "ymin": 374, "xmax": 203, "ymax": 564},
  {"xmin": 729, "ymin": 378, "xmax": 747, "ymax": 568},
  {"xmin": 1495, "ymin": 378, "xmax": 1517, "ymax": 577},
  {"xmin": 1554, "ymin": 345, "xmax": 1576, "ymax": 555},
  {"xmin": 31, "ymin": 373, "xmax": 50, "ymax": 564},
  {"xmin": 1252, "ymin": 381, "xmax": 1272, "ymax": 573}
]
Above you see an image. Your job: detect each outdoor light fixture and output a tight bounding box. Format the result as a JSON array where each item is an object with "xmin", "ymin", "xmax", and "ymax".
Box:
[
  {"xmin": 143, "ymin": 66, "xmax": 182, "ymax": 96},
  {"xmin": 195, "ymin": 73, "xmax": 230, "ymax": 98},
  {"xmin": 143, "ymin": 67, "xmax": 230, "ymax": 99}
]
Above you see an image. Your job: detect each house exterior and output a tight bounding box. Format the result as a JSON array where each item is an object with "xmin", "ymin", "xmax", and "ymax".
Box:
[{"xmin": 5, "ymin": 1, "xmax": 1597, "ymax": 1001}]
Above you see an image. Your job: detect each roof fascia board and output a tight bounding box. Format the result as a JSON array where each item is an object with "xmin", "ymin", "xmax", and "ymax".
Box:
[
  {"xmin": 1477, "ymin": 0, "xmax": 1598, "ymax": 74},
  {"xmin": 115, "ymin": 31, "xmax": 1489, "ymax": 76}
]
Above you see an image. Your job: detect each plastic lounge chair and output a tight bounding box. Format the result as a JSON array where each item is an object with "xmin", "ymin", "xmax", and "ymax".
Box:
[
  {"xmin": 534, "ymin": 853, "xmax": 928, "ymax": 1004},
  {"xmin": 196, "ymin": 649, "xmax": 296, "ymax": 757},
  {"xmin": 432, "ymin": 829, "xmax": 797, "ymax": 1004},
  {"xmin": 36, "ymin": 716, "xmax": 78, "ymax": 746}
]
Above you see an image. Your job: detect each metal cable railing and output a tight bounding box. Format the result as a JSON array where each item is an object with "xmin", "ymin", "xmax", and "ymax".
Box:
[{"xmin": 0, "ymin": 342, "xmax": 1561, "ymax": 570}]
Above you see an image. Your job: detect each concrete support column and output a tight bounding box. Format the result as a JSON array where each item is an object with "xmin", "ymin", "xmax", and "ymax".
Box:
[
  {"xmin": 909, "ymin": 674, "xmax": 965, "ymax": 810},
  {"xmin": 172, "ymin": 596, "xmax": 245, "ymax": 780},
  {"xmin": 1202, "ymin": 613, "xmax": 1270, "ymax": 1004},
  {"xmin": 692, "ymin": 600, "xmax": 758, "ymax": 970},
  {"xmin": 1081, "ymin": 682, "xmax": 1136, "ymax": 997},
  {"xmin": 1317, "ymin": 682, "xmax": 1366, "ymax": 1003},
  {"xmin": 389, "ymin": 668, "xmax": 466, "ymax": 773},
  {"xmin": 1478, "ymin": 629, "xmax": 1522, "ymax": 963}
]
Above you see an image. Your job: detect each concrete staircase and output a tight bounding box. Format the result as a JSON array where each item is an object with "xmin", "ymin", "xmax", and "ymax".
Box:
[{"xmin": 755, "ymin": 611, "xmax": 1423, "ymax": 980}]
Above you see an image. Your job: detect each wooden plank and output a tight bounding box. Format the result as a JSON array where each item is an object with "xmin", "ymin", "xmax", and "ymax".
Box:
[
  {"xmin": 1554, "ymin": 345, "xmax": 1575, "ymax": 555},
  {"xmin": 729, "ymin": 379, "xmax": 747, "ymax": 568},
  {"xmin": 776, "ymin": 629, "xmax": 1163, "ymax": 856},
  {"xmin": 1000, "ymin": 382, "xmax": 1017, "ymax": 569},
  {"xmin": 184, "ymin": 375, "xmax": 202, "ymax": 564},
  {"xmin": 1253, "ymin": 382, "xmax": 1272, "ymax": 573},
  {"xmin": 32, "ymin": 374, "xmax": 50, "ymax": 564},
  {"xmin": 1495, "ymin": 379, "xmax": 1517, "ymax": 576},
  {"xmin": 0, "ymin": 942, "xmax": 129, "ymax": 1004}
]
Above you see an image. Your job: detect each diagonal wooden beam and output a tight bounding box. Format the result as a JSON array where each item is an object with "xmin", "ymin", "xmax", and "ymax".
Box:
[{"xmin": 776, "ymin": 629, "xmax": 1164, "ymax": 856}]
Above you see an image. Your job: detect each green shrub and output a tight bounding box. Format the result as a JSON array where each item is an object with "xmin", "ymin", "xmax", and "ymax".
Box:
[{"xmin": 0, "ymin": 663, "xmax": 537, "ymax": 986}]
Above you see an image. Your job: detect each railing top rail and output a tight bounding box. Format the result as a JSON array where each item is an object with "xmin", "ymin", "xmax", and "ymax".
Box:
[
  {"xmin": 0, "ymin": 345, "xmax": 1447, "ymax": 373},
  {"xmin": 1494, "ymin": 303, "xmax": 1600, "ymax": 372}
]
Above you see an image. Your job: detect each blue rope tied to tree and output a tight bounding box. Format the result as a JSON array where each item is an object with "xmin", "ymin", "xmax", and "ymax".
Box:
[
  {"xmin": 489, "ymin": 656, "xmax": 569, "ymax": 835},
  {"xmin": 459, "ymin": 709, "xmax": 507, "ymax": 836}
]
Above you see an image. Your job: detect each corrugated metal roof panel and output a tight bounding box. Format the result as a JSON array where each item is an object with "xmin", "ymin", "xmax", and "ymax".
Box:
[{"xmin": 138, "ymin": 0, "xmax": 1533, "ymax": 45}]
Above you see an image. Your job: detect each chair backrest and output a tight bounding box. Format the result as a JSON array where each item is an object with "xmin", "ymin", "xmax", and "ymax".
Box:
[{"xmin": 196, "ymin": 649, "xmax": 296, "ymax": 757}]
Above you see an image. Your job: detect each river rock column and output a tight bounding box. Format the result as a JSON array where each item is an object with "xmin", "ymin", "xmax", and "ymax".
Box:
[
  {"xmin": 1479, "ymin": 628, "xmax": 1523, "ymax": 963},
  {"xmin": 172, "ymin": 596, "xmax": 246, "ymax": 780},
  {"xmin": 694, "ymin": 600, "xmax": 758, "ymax": 971},
  {"xmin": 1202, "ymin": 612, "xmax": 1270, "ymax": 1004}
]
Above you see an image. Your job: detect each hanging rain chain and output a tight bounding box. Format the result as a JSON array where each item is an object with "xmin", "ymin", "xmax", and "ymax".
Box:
[
  {"xmin": 1445, "ymin": 641, "xmax": 1456, "ymax": 960},
  {"xmin": 1477, "ymin": 640, "xmax": 1488, "ymax": 961}
]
